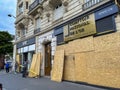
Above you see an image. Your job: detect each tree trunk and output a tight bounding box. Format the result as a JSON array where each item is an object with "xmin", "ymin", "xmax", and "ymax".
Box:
[{"xmin": 0, "ymin": 54, "xmax": 5, "ymax": 70}]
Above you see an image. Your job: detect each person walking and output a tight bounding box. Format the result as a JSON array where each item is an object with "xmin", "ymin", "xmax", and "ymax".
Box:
[
  {"xmin": 5, "ymin": 62, "xmax": 9, "ymax": 73},
  {"xmin": 15, "ymin": 61, "xmax": 18, "ymax": 74},
  {"xmin": 22, "ymin": 60, "xmax": 27, "ymax": 77}
]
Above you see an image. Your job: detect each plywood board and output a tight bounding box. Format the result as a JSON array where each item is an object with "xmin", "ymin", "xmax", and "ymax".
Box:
[
  {"xmin": 74, "ymin": 53, "xmax": 88, "ymax": 82},
  {"xmin": 28, "ymin": 53, "xmax": 42, "ymax": 78},
  {"xmin": 88, "ymin": 50, "xmax": 120, "ymax": 88},
  {"xmin": 63, "ymin": 55, "xmax": 75, "ymax": 81},
  {"xmin": 35, "ymin": 53, "xmax": 41, "ymax": 77},
  {"xmin": 28, "ymin": 54, "xmax": 37, "ymax": 77},
  {"xmin": 16, "ymin": 55, "xmax": 20, "ymax": 64},
  {"xmin": 94, "ymin": 32, "xmax": 120, "ymax": 52},
  {"xmin": 65, "ymin": 42, "xmax": 75, "ymax": 54},
  {"xmin": 74, "ymin": 36, "xmax": 94, "ymax": 53},
  {"xmin": 51, "ymin": 50, "xmax": 64, "ymax": 82},
  {"xmin": 16, "ymin": 55, "xmax": 20, "ymax": 72}
]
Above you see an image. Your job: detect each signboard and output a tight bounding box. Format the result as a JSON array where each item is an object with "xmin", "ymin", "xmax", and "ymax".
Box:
[
  {"xmin": 17, "ymin": 37, "xmax": 35, "ymax": 48},
  {"xmin": 64, "ymin": 14, "xmax": 96, "ymax": 42},
  {"xmin": 95, "ymin": 4, "xmax": 118, "ymax": 20}
]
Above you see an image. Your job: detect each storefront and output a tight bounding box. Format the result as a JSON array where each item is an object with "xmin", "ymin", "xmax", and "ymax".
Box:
[
  {"xmin": 52, "ymin": 3, "xmax": 120, "ymax": 88},
  {"xmin": 17, "ymin": 37, "xmax": 35, "ymax": 70}
]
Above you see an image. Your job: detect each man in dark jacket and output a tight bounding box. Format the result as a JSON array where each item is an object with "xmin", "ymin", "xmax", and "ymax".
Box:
[{"xmin": 22, "ymin": 61, "xmax": 27, "ymax": 77}]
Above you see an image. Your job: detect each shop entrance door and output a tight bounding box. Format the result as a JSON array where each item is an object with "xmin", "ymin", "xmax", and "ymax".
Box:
[
  {"xmin": 45, "ymin": 42, "xmax": 51, "ymax": 76},
  {"xmin": 23, "ymin": 53, "xmax": 28, "ymax": 61}
]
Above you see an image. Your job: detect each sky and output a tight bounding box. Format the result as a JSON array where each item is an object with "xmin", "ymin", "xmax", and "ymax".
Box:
[{"xmin": 0, "ymin": 0, "xmax": 17, "ymax": 35}]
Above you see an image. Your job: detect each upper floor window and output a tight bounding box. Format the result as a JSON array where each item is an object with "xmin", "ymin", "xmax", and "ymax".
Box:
[
  {"xmin": 26, "ymin": 1, "xmax": 28, "ymax": 9},
  {"xmin": 83, "ymin": 0, "xmax": 103, "ymax": 10},
  {"xmin": 85, "ymin": 0, "xmax": 90, "ymax": 3},
  {"xmin": 84, "ymin": 0, "xmax": 101, "ymax": 3},
  {"xmin": 21, "ymin": 28, "xmax": 26, "ymax": 36},
  {"xmin": 35, "ymin": 17, "xmax": 41, "ymax": 29},
  {"xmin": 53, "ymin": 4, "xmax": 64, "ymax": 20},
  {"xmin": 16, "ymin": 31, "xmax": 20, "ymax": 39},
  {"xmin": 31, "ymin": 0, "xmax": 35, "ymax": 4},
  {"xmin": 18, "ymin": 3, "xmax": 23, "ymax": 14}
]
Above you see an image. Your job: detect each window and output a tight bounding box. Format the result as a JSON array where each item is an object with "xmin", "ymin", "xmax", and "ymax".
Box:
[
  {"xmin": 54, "ymin": 4, "xmax": 64, "ymax": 20},
  {"xmin": 21, "ymin": 28, "xmax": 26, "ymax": 36},
  {"xmin": 57, "ymin": 34, "xmax": 64, "ymax": 45},
  {"xmin": 84, "ymin": 0, "xmax": 101, "ymax": 3},
  {"xmin": 26, "ymin": 2, "xmax": 28, "ymax": 9},
  {"xmin": 96, "ymin": 16, "xmax": 116, "ymax": 35},
  {"xmin": 17, "ymin": 31, "xmax": 20, "ymax": 37},
  {"xmin": 54, "ymin": 27, "xmax": 64, "ymax": 45},
  {"xmin": 31, "ymin": 0, "xmax": 35, "ymax": 4},
  {"xmin": 18, "ymin": 3, "xmax": 23, "ymax": 13},
  {"xmin": 35, "ymin": 18, "xmax": 41, "ymax": 29},
  {"xmin": 85, "ymin": 0, "xmax": 90, "ymax": 3}
]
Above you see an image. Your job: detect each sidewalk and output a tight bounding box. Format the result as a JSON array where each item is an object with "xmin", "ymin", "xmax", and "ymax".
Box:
[{"xmin": 0, "ymin": 70, "xmax": 114, "ymax": 90}]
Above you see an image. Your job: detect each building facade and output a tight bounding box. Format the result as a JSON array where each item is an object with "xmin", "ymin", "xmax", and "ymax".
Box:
[{"xmin": 14, "ymin": 0, "xmax": 120, "ymax": 88}]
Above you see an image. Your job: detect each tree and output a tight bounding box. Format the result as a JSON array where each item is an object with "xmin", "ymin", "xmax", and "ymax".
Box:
[{"xmin": 0, "ymin": 31, "xmax": 13, "ymax": 69}]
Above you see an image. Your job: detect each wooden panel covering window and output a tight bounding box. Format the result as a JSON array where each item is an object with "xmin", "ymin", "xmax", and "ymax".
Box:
[
  {"xmin": 51, "ymin": 50, "xmax": 64, "ymax": 82},
  {"xmin": 16, "ymin": 55, "xmax": 20, "ymax": 72},
  {"xmin": 28, "ymin": 53, "xmax": 41, "ymax": 78}
]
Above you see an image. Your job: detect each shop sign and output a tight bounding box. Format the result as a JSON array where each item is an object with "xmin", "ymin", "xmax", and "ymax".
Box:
[
  {"xmin": 64, "ymin": 14, "xmax": 96, "ymax": 42},
  {"xmin": 95, "ymin": 4, "xmax": 118, "ymax": 20},
  {"xmin": 22, "ymin": 41, "xmax": 27, "ymax": 46},
  {"xmin": 17, "ymin": 37, "xmax": 35, "ymax": 48}
]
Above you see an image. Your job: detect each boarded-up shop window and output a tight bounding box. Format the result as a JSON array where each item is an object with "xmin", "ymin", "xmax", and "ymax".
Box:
[
  {"xmin": 96, "ymin": 16, "xmax": 116, "ymax": 35},
  {"xmin": 57, "ymin": 34, "xmax": 64, "ymax": 45}
]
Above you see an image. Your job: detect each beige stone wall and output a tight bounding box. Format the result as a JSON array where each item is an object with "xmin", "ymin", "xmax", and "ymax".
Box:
[
  {"xmin": 26, "ymin": 21, "xmax": 34, "ymax": 37},
  {"xmin": 63, "ymin": 0, "xmax": 82, "ymax": 20},
  {"xmin": 56, "ymin": 32, "xmax": 120, "ymax": 88}
]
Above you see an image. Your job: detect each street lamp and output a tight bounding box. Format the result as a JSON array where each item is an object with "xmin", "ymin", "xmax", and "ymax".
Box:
[
  {"xmin": 8, "ymin": 14, "xmax": 16, "ymax": 18},
  {"xmin": 8, "ymin": 14, "xmax": 16, "ymax": 72}
]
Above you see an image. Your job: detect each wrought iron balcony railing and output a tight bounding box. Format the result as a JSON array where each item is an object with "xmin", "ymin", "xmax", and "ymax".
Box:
[
  {"xmin": 29, "ymin": 0, "xmax": 42, "ymax": 11},
  {"xmin": 82, "ymin": 0, "xmax": 104, "ymax": 10}
]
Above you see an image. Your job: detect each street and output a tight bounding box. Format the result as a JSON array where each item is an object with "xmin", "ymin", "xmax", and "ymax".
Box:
[{"xmin": 0, "ymin": 71, "xmax": 108, "ymax": 90}]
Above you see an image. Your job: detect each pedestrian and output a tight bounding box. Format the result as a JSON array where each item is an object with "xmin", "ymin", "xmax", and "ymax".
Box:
[
  {"xmin": 5, "ymin": 62, "xmax": 9, "ymax": 73},
  {"xmin": 15, "ymin": 61, "xmax": 18, "ymax": 74},
  {"xmin": 0, "ymin": 83, "xmax": 2, "ymax": 90},
  {"xmin": 22, "ymin": 60, "xmax": 27, "ymax": 77}
]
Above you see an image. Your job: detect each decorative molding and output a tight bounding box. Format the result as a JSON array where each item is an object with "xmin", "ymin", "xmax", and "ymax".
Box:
[
  {"xmin": 62, "ymin": 0, "xmax": 69, "ymax": 12},
  {"xmin": 43, "ymin": 0, "xmax": 54, "ymax": 22},
  {"xmin": 37, "ymin": 8, "xmax": 43, "ymax": 19},
  {"xmin": 43, "ymin": 0, "xmax": 54, "ymax": 11}
]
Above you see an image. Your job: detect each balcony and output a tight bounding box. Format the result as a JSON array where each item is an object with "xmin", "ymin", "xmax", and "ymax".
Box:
[
  {"xmin": 34, "ymin": 28, "xmax": 41, "ymax": 34},
  {"xmin": 29, "ymin": 0, "xmax": 43, "ymax": 15},
  {"xmin": 82, "ymin": 0, "xmax": 104, "ymax": 10},
  {"xmin": 15, "ymin": 12, "xmax": 26, "ymax": 24}
]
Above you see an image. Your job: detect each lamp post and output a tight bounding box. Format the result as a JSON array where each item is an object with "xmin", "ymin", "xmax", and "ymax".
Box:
[
  {"xmin": 8, "ymin": 14, "xmax": 16, "ymax": 19},
  {"xmin": 8, "ymin": 14, "xmax": 16, "ymax": 72}
]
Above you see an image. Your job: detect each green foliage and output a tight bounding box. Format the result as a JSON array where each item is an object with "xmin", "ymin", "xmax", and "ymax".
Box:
[{"xmin": 0, "ymin": 31, "xmax": 13, "ymax": 55}]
